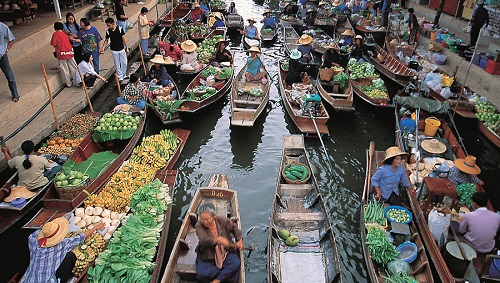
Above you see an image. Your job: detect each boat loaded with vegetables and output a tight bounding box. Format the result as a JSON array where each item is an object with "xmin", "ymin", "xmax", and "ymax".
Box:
[
  {"xmin": 0, "ymin": 113, "xmax": 99, "ymax": 234},
  {"xmin": 365, "ymin": 43, "xmax": 415, "ymax": 87},
  {"xmin": 268, "ymin": 135, "xmax": 342, "ymax": 282},
  {"xmin": 471, "ymin": 99, "xmax": 500, "ymax": 147},
  {"xmin": 209, "ymin": 0, "xmax": 226, "ymax": 12},
  {"xmin": 260, "ymin": 26, "xmax": 277, "ymax": 42},
  {"xmin": 177, "ymin": 34, "xmax": 224, "ymax": 76},
  {"xmin": 278, "ymin": 60, "xmax": 330, "ymax": 136},
  {"xmin": 147, "ymin": 73, "xmax": 183, "ymax": 125},
  {"xmin": 316, "ymin": 65, "xmax": 355, "ymax": 111},
  {"xmin": 361, "ymin": 142, "xmax": 434, "ymax": 283},
  {"xmin": 187, "ymin": 22, "xmax": 213, "ymax": 43},
  {"xmin": 394, "ymin": 96, "xmax": 495, "ymax": 282},
  {"xmin": 348, "ymin": 58, "xmax": 391, "ymax": 108},
  {"xmin": 179, "ymin": 64, "xmax": 234, "ymax": 113}
]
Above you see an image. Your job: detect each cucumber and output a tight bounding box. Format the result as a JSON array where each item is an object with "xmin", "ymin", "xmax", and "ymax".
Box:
[
  {"xmin": 285, "ymin": 172, "xmax": 298, "ymax": 180},
  {"xmin": 290, "ymin": 170, "xmax": 303, "ymax": 179}
]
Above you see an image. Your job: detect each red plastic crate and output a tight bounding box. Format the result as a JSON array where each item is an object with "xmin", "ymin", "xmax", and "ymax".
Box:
[{"xmin": 484, "ymin": 60, "xmax": 500, "ymax": 75}]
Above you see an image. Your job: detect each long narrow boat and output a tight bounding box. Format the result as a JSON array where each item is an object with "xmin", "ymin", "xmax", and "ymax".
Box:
[
  {"xmin": 334, "ymin": 16, "xmax": 355, "ymax": 38},
  {"xmin": 160, "ymin": 2, "xmax": 191, "ymax": 27},
  {"xmin": 283, "ymin": 24, "xmax": 300, "ymax": 56},
  {"xmin": 187, "ymin": 23, "xmax": 213, "ymax": 43},
  {"xmin": 242, "ymin": 35, "xmax": 261, "ymax": 51},
  {"xmin": 361, "ymin": 142, "xmax": 434, "ymax": 283},
  {"xmin": 161, "ymin": 174, "xmax": 245, "ymax": 283},
  {"xmin": 260, "ymin": 26, "xmax": 278, "ymax": 42},
  {"xmin": 394, "ymin": 96, "xmax": 494, "ymax": 282},
  {"xmin": 385, "ymin": 36, "xmax": 417, "ymax": 59},
  {"xmin": 226, "ymin": 14, "xmax": 244, "ymax": 30},
  {"xmin": 209, "ymin": 1, "xmax": 226, "ymax": 13},
  {"xmin": 268, "ymin": 135, "xmax": 342, "ymax": 282},
  {"xmin": 348, "ymin": 72, "xmax": 392, "ymax": 108},
  {"xmin": 22, "ymin": 128, "xmax": 190, "ymax": 230},
  {"xmin": 316, "ymin": 70, "xmax": 355, "ymax": 111},
  {"xmin": 278, "ymin": 60, "xmax": 330, "ymax": 136},
  {"xmin": 148, "ymin": 74, "xmax": 183, "ymax": 125},
  {"xmin": 354, "ymin": 23, "xmax": 387, "ymax": 42},
  {"xmin": 304, "ymin": 28, "xmax": 335, "ymax": 55},
  {"xmin": 163, "ymin": 19, "xmax": 189, "ymax": 44},
  {"xmin": 366, "ymin": 43, "xmax": 415, "ymax": 86},
  {"xmin": 178, "ymin": 65, "xmax": 234, "ymax": 113},
  {"xmin": 314, "ymin": 16, "xmax": 337, "ymax": 28},
  {"xmin": 280, "ymin": 12, "xmax": 303, "ymax": 27},
  {"xmin": 230, "ymin": 63, "xmax": 271, "ymax": 127}
]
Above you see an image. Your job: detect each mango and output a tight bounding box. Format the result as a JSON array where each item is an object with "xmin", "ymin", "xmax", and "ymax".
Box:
[
  {"xmin": 278, "ymin": 229, "xmax": 291, "ymax": 240},
  {"xmin": 285, "ymin": 235, "xmax": 300, "ymax": 247}
]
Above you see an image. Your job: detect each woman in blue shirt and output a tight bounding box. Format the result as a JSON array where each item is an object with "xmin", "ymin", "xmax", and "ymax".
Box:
[
  {"xmin": 63, "ymin": 13, "xmax": 82, "ymax": 64},
  {"xmin": 261, "ymin": 9, "xmax": 277, "ymax": 30},
  {"xmin": 240, "ymin": 18, "xmax": 259, "ymax": 39},
  {"xmin": 245, "ymin": 46, "xmax": 267, "ymax": 82},
  {"xmin": 211, "ymin": 14, "xmax": 226, "ymax": 30},
  {"xmin": 297, "ymin": 34, "xmax": 314, "ymax": 64},
  {"xmin": 371, "ymin": 146, "xmax": 411, "ymax": 205}
]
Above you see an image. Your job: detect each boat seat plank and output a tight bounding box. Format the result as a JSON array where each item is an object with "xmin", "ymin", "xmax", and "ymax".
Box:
[
  {"xmin": 280, "ymin": 184, "xmax": 311, "ymax": 190},
  {"xmin": 275, "ymin": 212, "xmax": 324, "ymax": 221},
  {"xmin": 177, "ymin": 231, "xmax": 199, "ymax": 266},
  {"xmin": 330, "ymin": 93, "xmax": 350, "ymax": 98},
  {"xmin": 283, "ymin": 135, "xmax": 304, "ymax": 149},
  {"xmin": 280, "ymin": 251, "xmax": 326, "ymax": 283},
  {"xmin": 233, "ymin": 108, "xmax": 257, "ymax": 113},
  {"xmin": 231, "ymin": 119, "xmax": 254, "ymax": 127},
  {"xmin": 233, "ymin": 99, "xmax": 262, "ymax": 106}
]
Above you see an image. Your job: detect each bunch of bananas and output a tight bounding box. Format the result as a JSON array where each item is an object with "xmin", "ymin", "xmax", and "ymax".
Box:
[{"xmin": 72, "ymin": 232, "xmax": 105, "ymax": 276}]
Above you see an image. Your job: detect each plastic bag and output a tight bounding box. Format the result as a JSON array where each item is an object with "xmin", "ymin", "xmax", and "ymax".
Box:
[
  {"xmin": 483, "ymin": 28, "xmax": 491, "ymax": 37},
  {"xmin": 125, "ymin": 19, "xmax": 134, "ymax": 30},
  {"xmin": 387, "ymin": 259, "xmax": 411, "ymax": 276},
  {"xmin": 64, "ymin": 212, "xmax": 81, "ymax": 233},
  {"xmin": 440, "ymin": 87, "xmax": 453, "ymax": 99},
  {"xmin": 428, "ymin": 209, "xmax": 451, "ymax": 249},
  {"xmin": 463, "ymin": 25, "xmax": 471, "ymax": 34}
]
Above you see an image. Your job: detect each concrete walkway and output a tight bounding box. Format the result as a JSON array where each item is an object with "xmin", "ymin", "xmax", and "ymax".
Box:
[{"xmin": 0, "ymin": 0, "xmax": 170, "ymax": 171}]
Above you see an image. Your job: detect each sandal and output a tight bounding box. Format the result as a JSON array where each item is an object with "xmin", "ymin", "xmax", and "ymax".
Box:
[{"xmin": 12, "ymin": 97, "xmax": 19, "ymax": 102}]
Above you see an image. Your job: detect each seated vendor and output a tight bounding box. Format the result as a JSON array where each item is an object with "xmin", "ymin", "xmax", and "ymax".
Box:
[
  {"xmin": 399, "ymin": 109, "xmax": 416, "ymax": 135},
  {"xmin": 211, "ymin": 39, "xmax": 232, "ymax": 67},
  {"xmin": 211, "ymin": 14, "xmax": 226, "ymax": 30},
  {"xmin": 21, "ymin": 218, "xmax": 104, "ymax": 283},
  {"xmin": 159, "ymin": 36, "xmax": 184, "ymax": 62},
  {"xmin": 245, "ymin": 46, "xmax": 267, "ymax": 82},
  {"xmin": 2, "ymin": 140, "xmax": 61, "ymax": 190},
  {"xmin": 297, "ymin": 34, "xmax": 314, "ymax": 64},
  {"xmin": 340, "ymin": 29, "xmax": 354, "ymax": 46},
  {"xmin": 350, "ymin": 35, "xmax": 367, "ymax": 61},
  {"xmin": 459, "ymin": 192, "xmax": 500, "ymax": 253},
  {"xmin": 178, "ymin": 40, "xmax": 203, "ymax": 72},
  {"xmin": 448, "ymin": 155, "xmax": 483, "ymax": 187},
  {"xmin": 190, "ymin": 3, "xmax": 206, "ymax": 23},
  {"xmin": 371, "ymin": 146, "xmax": 411, "ymax": 206},
  {"xmin": 261, "ymin": 9, "xmax": 277, "ymax": 30},
  {"xmin": 146, "ymin": 55, "xmax": 172, "ymax": 87},
  {"xmin": 316, "ymin": 2, "xmax": 328, "ymax": 17},
  {"xmin": 321, "ymin": 42, "xmax": 341, "ymax": 68},
  {"xmin": 117, "ymin": 73, "xmax": 147, "ymax": 110},
  {"xmin": 285, "ymin": 49, "xmax": 306, "ymax": 85},
  {"xmin": 303, "ymin": 9, "xmax": 316, "ymax": 28},
  {"xmin": 195, "ymin": 202, "xmax": 243, "ymax": 283}
]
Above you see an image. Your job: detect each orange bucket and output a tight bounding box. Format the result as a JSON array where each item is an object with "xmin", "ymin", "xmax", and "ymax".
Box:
[{"xmin": 424, "ymin": 117, "xmax": 441, "ymax": 136}]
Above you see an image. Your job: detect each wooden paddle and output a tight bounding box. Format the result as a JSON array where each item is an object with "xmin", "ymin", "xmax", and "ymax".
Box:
[
  {"xmin": 363, "ymin": 141, "xmax": 375, "ymax": 201},
  {"xmin": 77, "ymin": 67, "xmax": 94, "ymax": 112}
]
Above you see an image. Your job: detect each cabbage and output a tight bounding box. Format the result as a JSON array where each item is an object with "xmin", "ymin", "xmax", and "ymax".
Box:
[{"xmin": 387, "ymin": 259, "xmax": 410, "ymax": 276}]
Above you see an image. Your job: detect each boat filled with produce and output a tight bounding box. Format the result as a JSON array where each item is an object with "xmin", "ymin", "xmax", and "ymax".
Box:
[
  {"xmin": 348, "ymin": 59, "xmax": 390, "ymax": 107},
  {"xmin": 196, "ymin": 34, "xmax": 223, "ymax": 65}
]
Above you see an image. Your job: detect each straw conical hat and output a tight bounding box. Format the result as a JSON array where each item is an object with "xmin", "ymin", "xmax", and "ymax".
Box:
[
  {"xmin": 248, "ymin": 46, "xmax": 261, "ymax": 53},
  {"xmin": 150, "ymin": 55, "xmax": 170, "ymax": 65},
  {"xmin": 421, "ymin": 139, "xmax": 447, "ymax": 154},
  {"xmin": 341, "ymin": 29, "xmax": 353, "ymax": 36},
  {"xmin": 4, "ymin": 186, "xmax": 36, "ymax": 202},
  {"xmin": 181, "ymin": 40, "xmax": 197, "ymax": 52},
  {"xmin": 298, "ymin": 34, "xmax": 313, "ymax": 45},
  {"xmin": 382, "ymin": 146, "xmax": 408, "ymax": 163},
  {"xmin": 455, "ymin": 155, "xmax": 481, "ymax": 175},
  {"xmin": 37, "ymin": 217, "xmax": 69, "ymax": 248}
]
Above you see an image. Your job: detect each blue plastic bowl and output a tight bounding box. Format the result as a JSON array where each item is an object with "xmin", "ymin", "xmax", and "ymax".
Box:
[
  {"xmin": 384, "ymin": 205, "xmax": 413, "ymax": 224},
  {"xmin": 396, "ymin": 242, "xmax": 418, "ymax": 263}
]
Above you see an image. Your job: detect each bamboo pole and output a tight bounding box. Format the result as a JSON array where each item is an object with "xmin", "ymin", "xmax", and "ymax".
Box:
[
  {"xmin": 138, "ymin": 44, "xmax": 147, "ymax": 76},
  {"xmin": 77, "ymin": 67, "xmax": 94, "ymax": 112},
  {"xmin": 171, "ymin": 0, "xmax": 174, "ymax": 25},
  {"xmin": 41, "ymin": 63, "xmax": 59, "ymax": 130}
]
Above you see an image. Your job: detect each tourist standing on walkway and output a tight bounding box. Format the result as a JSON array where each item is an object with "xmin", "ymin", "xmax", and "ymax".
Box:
[
  {"xmin": 0, "ymin": 22, "xmax": 19, "ymax": 102},
  {"xmin": 103, "ymin": 18, "xmax": 129, "ymax": 82},
  {"xmin": 138, "ymin": 7, "xmax": 153, "ymax": 56},
  {"xmin": 63, "ymin": 13, "xmax": 82, "ymax": 64},
  {"xmin": 407, "ymin": 8, "xmax": 419, "ymax": 45},
  {"xmin": 470, "ymin": 0, "xmax": 489, "ymax": 48},
  {"xmin": 78, "ymin": 18, "xmax": 102, "ymax": 74},
  {"xmin": 381, "ymin": 0, "xmax": 392, "ymax": 27},
  {"xmin": 51, "ymin": 22, "xmax": 78, "ymax": 88},
  {"xmin": 114, "ymin": 0, "xmax": 129, "ymax": 33}
]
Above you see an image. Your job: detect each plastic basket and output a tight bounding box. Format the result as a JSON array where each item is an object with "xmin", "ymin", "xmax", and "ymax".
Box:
[
  {"xmin": 384, "ymin": 205, "xmax": 413, "ymax": 224},
  {"xmin": 396, "ymin": 242, "xmax": 418, "ymax": 263},
  {"xmin": 282, "ymin": 162, "xmax": 310, "ymax": 184}
]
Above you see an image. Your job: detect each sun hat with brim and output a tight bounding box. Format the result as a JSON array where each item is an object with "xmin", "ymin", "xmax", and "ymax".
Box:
[
  {"xmin": 290, "ymin": 49, "xmax": 302, "ymax": 59},
  {"xmin": 341, "ymin": 29, "xmax": 354, "ymax": 36},
  {"xmin": 319, "ymin": 1, "xmax": 326, "ymax": 6},
  {"xmin": 382, "ymin": 146, "xmax": 408, "ymax": 163},
  {"xmin": 248, "ymin": 46, "xmax": 261, "ymax": 53},
  {"xmin": 217, "ymin": 38, "xmax": 230, "ymax": 46},
  {"xmin": 332, "ymin": 0, "xmax": 342, "ymax": 7},
  {"xmin": 181, "ymin": 40, "xmax": 197, "ymax": 52},
  {"xmin": 262, "ymin": 9, "xmax": 271, "ymax": 15},
  {"xmin": 193, "ymin": 2, "xmax": 200, "ymax": 7},
  {"xmin": 326, "ymin": 42, "xmax": 338, "ymax": 49},
  {"xmin": 150, "ymin": 55, "xmax": 170, "ymax": 65},
  {"xmin": 306, "ymin": 8, "xmax": 315, "ymax": 14},
  {"xmin": 455, "ymin": 155, "xmax": 481, "ymax": 175},
  {"xmin": 248, "ymin": 18, "xmax": 256, "ymax": 22},
  {"xmin": 355, "ymin": 35, "xmax": 363, "ymax": 39},
  {"xmin": 4, "ymin": 186, "xmax": 36, "ymax": 203},
  {"xmin": 37, "ymin": 217, "xmax": 69, "ymax": 248},
  {"xmin": 298, "ymin": 34, "xmax": 313, "ymax": 45},
  {"xmin": 421, "ymin": 139, "xmax": 447, "ymax": 154}
]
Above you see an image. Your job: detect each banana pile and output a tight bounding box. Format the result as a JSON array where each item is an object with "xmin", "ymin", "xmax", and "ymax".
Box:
[{"xmin": 71, "ymin": 232, "xmax": 105, "ymax": 276}]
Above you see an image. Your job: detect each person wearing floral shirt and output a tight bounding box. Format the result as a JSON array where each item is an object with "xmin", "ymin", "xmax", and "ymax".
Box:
[{"xmin": 117, "ymin": 73, "xmax": 146, "ymax": 109}]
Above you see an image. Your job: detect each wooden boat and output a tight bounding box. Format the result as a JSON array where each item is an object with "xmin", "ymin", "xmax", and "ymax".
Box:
[
  {"xmin": 209, "ymin": 1, "xmax": 226, "ymax": 13},
  {"xmin": 147, "ymin": 74, "xmax": 183, "ymax": 125},
  {"xmin": 283, "ymin": 24, "xmax": 300, "ymax": 56},
  {"xmin": 230, "ymin": 63, "xmax": 271, "ymax": 127},
  {"xmin": 303, "ymin": 28, "xmax": 336, "ymax": 55},
  {"xmin": 477, "ymin": 119, "xmax": 500, "ymax": 147},
  {"xmin": 361, "ymin": 142, "xmax": 434, "ymax": 283},
  {"xmin": 348, "ymin": 63, "xmax": 392, "ymax": 108},
  {"xmin": 278, "ymin": 60, "xmax": 330, "ymax": 136},
  {"xmin": 242, "ymin": 35, "xmax": 260, "ymax": 51},
  {"xmin": 366, "ymin": 43, "xmax": 415, "ymax": 86},
  {"xmin": 385, "ymin": 36, "xmax": 417, "ymax": 59},
  {"xmin": 22, "ymin": 128, "xmax": 191, "ymax": 230},
  {"xmin": 260, "ymin": 26, "xmax": 278, "ymax": 42},
  {"xmin": 207, "ymin": 12, "xmax": 228, "ymax": 37},
  {"xmin": 280, "ymin": 12, "xmax": 303, "ymax": 27},
  {"xmin": 226, "ymin": 14, "xmax": 244, "ymax": 30},
  {"xmin": 163, "ymin": 19, "xmax": 189, "ymax": 44},
  {"xmin": 334, "ymin": 16, "xmax": 355, "ymax": 38},
  {"xmin": 161, "ymin": 174, "xmax": 245, "ymax": 283},
  {"xmin": 316, "ymin": 70, "xmax": 355, "ymax": 111},
  {"xmin": 314, "ymin": 16, "xmax": 337, "ymax": 28},
  {"xmin": 187, "ymin": 23, "xmax": 213, "ymax": 43},
  {"xmin": 354, "ymin": 23, "xmax": 387, "ymax": 41},
  {"xmin": 268, "ymin": 135, "xmax": 342, "ymax": 282},
  {"xmin": 178, "ymin": 65, "xmax": 234, "ymax": 113},
  {"xmin": 394, "ymin": 96, "xmax": 494, "ymax": 282},
  {"xmin": 160, "ymin": 2, "xmax": 191, "ymax": 27}
]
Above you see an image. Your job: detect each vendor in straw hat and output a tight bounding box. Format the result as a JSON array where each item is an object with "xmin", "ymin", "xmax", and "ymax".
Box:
[
  {"xmin": 240, "ymin": 18, "xmax": 259, "ymax": 39},
  {"xmin": 190, "ymin": 2, "xmax": 206, "ymax": 23},
  {"xmin": 351, "ymin": 35, "xmax": 367, "ymax": 61},
  {"xmin": 316, "ymin": 2, "xmax": 328, "ymax": 17},
  {"xmin": 159, "ymin": 35, "xmax": 184, "ymax": 62},
  {"xmin": 211, "ymin": 38, "xmax": 232, "ymax": 67},
  {"xmin": 330, "ymin": 0, "xmax": 347, "ymax": 15},
  {"xmin": 303, "ymin": 8, "xmax": 316, "ymax": 28},
  {"xmin": 321, "ymin": 41, "xmax": 341, "ymax": 68},
  {"xmin": 282, "ymin": 1, "xmax": 297, "ymax": 16},
  {"xmin": 178, "ymin": 40, "xmax": 203, "ymax": 72},
  {"xmin": 2, "ymin": 140, "xmax": 61, "ymax": 190},
  {"xmin": 285, "ymin": 49, "xmax": 306, "ymax": 85},
  {"xmin": 340, "ymin": 29, "xmax": 354, "ymax": 46},
  {"xmin": 21, "ymin": 217, "xmax": 105, "ymax": 283},
  {"xmin": 211, "ymin": 13, "xmax": 226, "ymax": 30},
  {"xmin": 145, "ymin": 55, "xmax": 173, "ymax": 87},
  {"xmin": 371, "ymin": 146, "xmax": 411, "ymax": 205},
  {"xmin": 297, "ymin": 34, "xmax": 314, "ymax": 64},
  {"xmin": 448, "ymin": 155, "xmax": 483, "ymax": 187},
  {"xmin": 245, "ymin": 46, "xmax": 267, "ymax": 82},
  {"xmin": 261, "ymin": 9, "xmax": 277, "ymax": 30}
]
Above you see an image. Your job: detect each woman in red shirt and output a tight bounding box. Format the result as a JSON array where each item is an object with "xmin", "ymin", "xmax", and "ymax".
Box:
[{"xmin": 159, "ymin": 36, "xmax": 183, "ymax": 62}]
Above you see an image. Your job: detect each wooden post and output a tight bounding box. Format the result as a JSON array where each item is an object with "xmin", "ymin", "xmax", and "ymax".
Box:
[
  {"xmin": 171, "ymin": 0, "xmax": 174, "ymax": 25},
  {"xmin": 138, "ymin": 44, "xmax": 147, "ymax": 76},
  {"xmin": 115, "ymin": 73, "xmax": 122, "ymax": 97},
  {"xmin": 41, "ymin": 63, "xmax": 59, "ymax": 130},
  {"xmin": 77, "ymin": 67, "xmax": 94, "ymax": 112}
]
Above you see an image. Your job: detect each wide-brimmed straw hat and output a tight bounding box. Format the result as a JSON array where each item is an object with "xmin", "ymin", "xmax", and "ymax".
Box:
[
  {"xmin": 318, "ymin": 1, "xmax": 326, "ymax": 6},
  {"xmin": 150, "ymin": 55, "xmax": 170, "ymax": 65},
  {"xmin": 383, "ymin": 146, "xmax": 408, "ymax": 163},
  {"xmin": 181, "ymin": 40, "xmax": 197, "ymax": 52},
  {"xmin": 214, "ymin": 13, "xmax": 222, "ymax": 20},
  {"xmin": 298, "ymin": 34, "xmax": 313, "ymax": 45},
  {"xmin": 306, "ymin": 8, "xmax": 315, "ymax": 14},
  {"xmin": 326, "ymin": 42, "xmax": 338, "ymax": 49},
  {"xmin": 37, "ymin": 217, "xmax": 69, "ymax": 248},
  {"xmin": 216, "ymin": 38, "xmax": 230, "ymax": 46},
  {"xmin": 455, "ymin": 155, "xmax": 481, "ymax": 175},
  {"xmin": 332, "ymin": 0, "xmax": 342, "ymax": 7},
  {"xmin": 341, "ymin": 29, "xmax": 354, "ymax": 36},
  {"xmin": 248, "ymin": 46, "xmax": 261, "ymax": 53},
  {"xmin": 355, "ymin": 35, "xmax": 363, "ymax": 39},
  {"xmin": 4, "ymin": 186, "xmax": 36, "ymax": 202},
  {"xmin": 290, "ymin": 49, "xmax": 302, "ymax": 59},
  {"xmin": 421, "ymin": 139, "xmax": 447, "ymax": 154},
  {"xmin": 248, "ymin": 18, "xmax": 256, "ymax": 22},
  {"xmin": 193, "ymin": 2, "xmax": 200, "ymax": 7},
  {"xmin": 262, "ymin": 9, "xmax": 271, "ymax": 15}
]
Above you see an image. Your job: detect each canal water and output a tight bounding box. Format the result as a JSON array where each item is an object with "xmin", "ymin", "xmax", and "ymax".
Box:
[{"xmin": 1, "ymin": 1, "xmax": 499, "ymax": 282}]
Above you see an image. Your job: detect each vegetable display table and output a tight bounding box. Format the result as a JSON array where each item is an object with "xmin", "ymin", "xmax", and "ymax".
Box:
[{"xmin": 421, "ymin": 177, "xmax": 458, "ymax": 218}]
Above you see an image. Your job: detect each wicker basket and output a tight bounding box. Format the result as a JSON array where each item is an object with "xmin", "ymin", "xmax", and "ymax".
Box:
[
  {"xmin": 319, "ymin": 67, "xmax": 335, "ymax": 81},
  {"xmin": 282, "ymin": 162, "xmax": 310, "ymax": 184},
  {"xmin": 55, "ymin": 178, "xmax": 89, "ymax": 200},
  {"xmin": 354, "ymin": 78, "xmax": 374, "ymax": 86}
]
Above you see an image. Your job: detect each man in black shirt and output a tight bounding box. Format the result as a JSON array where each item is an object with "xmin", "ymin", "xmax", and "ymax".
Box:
[
  {"xmin": 103, "ymin": 18, "xmax": 129, "ymax": 82},
  {"xmin": 114, "ymin": 0, "xmax": 129, "ymax": 33},
  {"xmin": 470, "ymin": 0, "xmax": 489, "ymax": 48}
]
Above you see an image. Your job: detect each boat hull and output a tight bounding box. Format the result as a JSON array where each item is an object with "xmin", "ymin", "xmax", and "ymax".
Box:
[{"xmin": 316, "ymin": 72, "xmax": 355, "ymax": 111}]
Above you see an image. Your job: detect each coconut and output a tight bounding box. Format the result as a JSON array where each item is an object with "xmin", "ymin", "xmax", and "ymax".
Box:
[
  {"xmin": 93, "ymin": 206, "xmax": 103, "ymax": 216},
  {"xmin": 101, "ymin": 209, "xmax": 111, "ymax": 218},
  {"xmin": 85, "ymin": 206, "xmax": 94, "ymax": 216},
  {"xmin": 74, "ymin": 216, "xmax": 82, "ymax": 224},
  {"xmin": 92, "ymin": 216, "xmax": 102, "ymax": 223},
  {"xmin": 75, "ymin": 208, "xmax": 85, "ymax": 218},
  {"xmin": 110, "ymin": 211, "xmax": 118, "ymax": 220}
]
